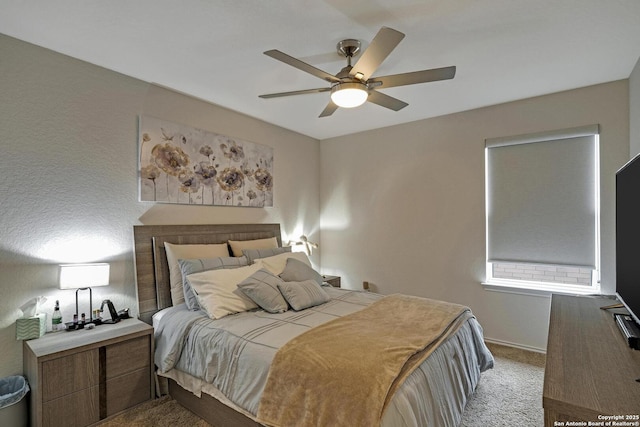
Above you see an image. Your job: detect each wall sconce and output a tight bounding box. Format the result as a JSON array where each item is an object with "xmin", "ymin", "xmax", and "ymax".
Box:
[
  {"xmin": 59, "ymin": 263, "xmax": 109, "ymax": 323},
  {"xmin": 288, "ymin": 235, "xmax": 319, "ymax": 255}
]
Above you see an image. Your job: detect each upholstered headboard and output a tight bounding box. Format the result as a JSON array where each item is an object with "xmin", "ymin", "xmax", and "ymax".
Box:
[{"xmin": 133, "ymin": 223, "xmax": 282, "ymax": 324}]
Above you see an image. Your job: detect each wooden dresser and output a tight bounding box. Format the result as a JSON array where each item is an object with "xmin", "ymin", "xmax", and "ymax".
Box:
[
  {"xmin": 24, "ymin": 319, "xmax": 154, "ymax": 427},
  {"xmin": 543, "ymin": 295, "xmax": 640, "ymax": 425}
]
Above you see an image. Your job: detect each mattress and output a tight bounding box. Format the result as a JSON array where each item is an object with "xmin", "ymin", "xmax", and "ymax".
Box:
[{"xmin": 154, "ymin": 287, "xmax": 494, "ymax": 427}]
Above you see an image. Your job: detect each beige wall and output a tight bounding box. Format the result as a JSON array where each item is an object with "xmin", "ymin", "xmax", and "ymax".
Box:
[
  {"xmin": 320, "ymin": 81, "xmax": 630, "ymax": 351},
  {"xmin": 631, "ymin": 56, "xmax": 640, "ymax": 157},
  {"xmin": 0, "ymin": 35, "xmax": 320, "ymax": 378}
]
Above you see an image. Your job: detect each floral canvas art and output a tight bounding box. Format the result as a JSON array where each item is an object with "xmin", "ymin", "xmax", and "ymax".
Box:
[{"xmin": 139, "ymin": 116, "xmax": 273, "ymax": 207}]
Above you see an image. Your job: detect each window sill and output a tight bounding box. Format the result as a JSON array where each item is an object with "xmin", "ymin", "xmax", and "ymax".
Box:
[{"xmin": 482, "ymin": 279, "xmax": 601, "ymax": 298}]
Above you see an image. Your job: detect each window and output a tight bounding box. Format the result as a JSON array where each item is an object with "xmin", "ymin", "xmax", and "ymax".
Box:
[{"xmin": 484, "ymin": 125, "xmax": 600, "ymax": 294}]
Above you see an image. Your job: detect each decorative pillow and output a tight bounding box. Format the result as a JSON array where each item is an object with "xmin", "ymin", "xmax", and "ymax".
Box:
[
  {"xmin": 277, "ymin": 280, "xmax": 330, "ymax": 311},
  {"xmin": 256, "ymin": 251, "xmax": 311, "ymax": 276},
  {"xmin": 186, "ymin": 263, "xmax": 261, "ymax": 319},
  {"xmin": 228, "ymin": 237, "xmax": 278, "ymax": 257},
  {"xmin": 242, "ymin": 246, "xmax": 291, "ymax": 265},
  {"xmin": 178, "ymin": 256, "xmax": 249, "ymax": 310},
  {"xmin": 237, "ymin": 269, "xmax": 288, "ymax": 314},
  {"xmin": 164, "ymin": 242, "xmax": 230, "ymax": 306},
  {"xmin": 279, "ymin": 257, "xmax": 323, "ymax": 286}
]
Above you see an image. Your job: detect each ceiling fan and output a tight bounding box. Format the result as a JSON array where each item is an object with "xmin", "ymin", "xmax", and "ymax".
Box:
[{"xmin": 259, "ymin": 26, "xmax": 456, "ymax": 118}]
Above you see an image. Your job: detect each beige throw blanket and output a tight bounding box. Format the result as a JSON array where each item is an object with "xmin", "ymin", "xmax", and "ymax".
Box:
[{"xmin": 256, "ymin": 294, "xmax": 472, "ymax": 427}]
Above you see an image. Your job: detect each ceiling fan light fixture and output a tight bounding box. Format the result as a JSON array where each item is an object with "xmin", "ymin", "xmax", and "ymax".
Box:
[{"xmin": 330, "ymin": 82, "xmax": 368, "ymax": 108}]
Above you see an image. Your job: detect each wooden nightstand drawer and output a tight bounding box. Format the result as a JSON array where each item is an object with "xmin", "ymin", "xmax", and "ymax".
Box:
[
  {"xmin": 106, "ymin": 367, "xmax": 151, "ymax": 416},
  {"xmin": 42, "ymin": 349, "xmax": 98, "ymax": 400},
  {"xmin": 43, "ymin": 386, "xmax": 99, "ymax": 427},
  {"xmin": 105, "ymin": 335, "xmax": 150, "ymax": 379}
]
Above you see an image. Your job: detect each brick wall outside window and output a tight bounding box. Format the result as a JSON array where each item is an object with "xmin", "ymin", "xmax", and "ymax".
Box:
[{"xmin": 492, "ymin": 262, "xmax": 592, "ymax": 286}]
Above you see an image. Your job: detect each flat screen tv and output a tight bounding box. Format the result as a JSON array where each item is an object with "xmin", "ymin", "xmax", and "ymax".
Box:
[{"xmin": 616, "ymin": 153, "xmax": 640, "ymax": 326}]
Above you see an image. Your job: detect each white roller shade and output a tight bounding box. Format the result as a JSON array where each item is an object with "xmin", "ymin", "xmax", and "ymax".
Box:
[{"xmin": 486, "ymin": 125, "xmax": 599, "ymax": 268}]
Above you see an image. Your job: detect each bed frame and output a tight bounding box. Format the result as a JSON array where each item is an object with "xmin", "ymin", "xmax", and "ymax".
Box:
[{"xmin": 133, "ymin": 223, "xmax": 281, "ymax": 426}]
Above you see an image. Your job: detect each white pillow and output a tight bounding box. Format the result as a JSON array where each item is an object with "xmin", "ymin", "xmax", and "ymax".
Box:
[
  {"xmin": 256, "ymin": 251, "xmax": 311, "ymax": 275},
  {"xmin": 164, "ymin": 242, "xmax": 230, "ymax": 306},
  {"xmin": 228, "ymin": 237, "xmax": 278, "ymax": 257},
  {"xmin": 186, "ymin": 263, "xmax": 262, "ymax": 319}
]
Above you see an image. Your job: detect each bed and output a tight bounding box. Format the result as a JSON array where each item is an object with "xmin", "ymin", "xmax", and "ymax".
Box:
[{"xmin": 133, "ymin": 223, "xmax": 493, "ymax": 427}]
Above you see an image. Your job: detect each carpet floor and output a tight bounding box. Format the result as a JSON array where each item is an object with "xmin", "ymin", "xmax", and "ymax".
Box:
[
  {"xmin": 98, "ymin": 342, "xmax": 545, "ymax": 427},
  {"xmin": 460, "ymin": 342, "xmax": 546, "ymax": 426}
]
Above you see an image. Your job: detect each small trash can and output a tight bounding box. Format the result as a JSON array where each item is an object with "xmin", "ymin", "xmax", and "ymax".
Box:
[{"xmin": 0, "ymin": 375, "xmax": 29, "ymax": 427}]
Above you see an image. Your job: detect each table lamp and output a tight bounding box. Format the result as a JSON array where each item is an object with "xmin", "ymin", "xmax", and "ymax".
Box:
[{"xmin": 59, "ymin": 263, "xmax": 110, "ymax": 323}]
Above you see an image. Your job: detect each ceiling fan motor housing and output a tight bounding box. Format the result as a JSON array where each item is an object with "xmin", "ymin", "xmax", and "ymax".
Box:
[{"xmin": 337, "ymin": 39, "xmax": 361, "ymax": 59}]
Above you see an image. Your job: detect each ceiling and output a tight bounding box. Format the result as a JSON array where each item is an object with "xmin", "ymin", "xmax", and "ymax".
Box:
[{"xmin": 2, "ymin": 1, "xmax": 640, "ymax": 140}]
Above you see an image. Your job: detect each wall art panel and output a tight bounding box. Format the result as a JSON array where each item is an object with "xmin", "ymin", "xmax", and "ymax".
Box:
[{"xmin": 139, "ymin": 116, "xmax": 273, "ymax": 207}]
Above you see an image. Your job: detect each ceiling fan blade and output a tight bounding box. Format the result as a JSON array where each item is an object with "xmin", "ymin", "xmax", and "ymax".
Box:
[
  {"xmin": 367, "ymin": 90, "xmax": 408, "ymax": 111},
  {"xmin": 350, "ymin": 27, "xmax": 405, "ymax": 81},
  {"xmin": 319, "ymin": 101, "xmax": 339, "ymax": 117},
  {"xmin": 371, "ymin": 66, "xmax": 456, "ymax": 89},
  {"xmin": 259, "ymin": 87, "xmax": 331, "ymax": 99},
  {"xmin": 264, "ymin": 50, "xmax": 340, "ymax": 83}
]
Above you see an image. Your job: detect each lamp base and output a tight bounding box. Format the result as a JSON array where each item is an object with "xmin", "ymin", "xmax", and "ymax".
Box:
[{"xmin": 65, "ymin": 321, "xmax": 93, "ymax": 331}]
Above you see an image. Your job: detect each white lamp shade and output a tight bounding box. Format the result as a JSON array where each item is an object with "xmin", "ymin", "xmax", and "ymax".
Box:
[
  {"xmin": 59, "ymin": 263, "xmax": 110, "ymax": 290},
  {"xmin": 330, "ymin": 82, "xmax": 368, "ymax": 108}
]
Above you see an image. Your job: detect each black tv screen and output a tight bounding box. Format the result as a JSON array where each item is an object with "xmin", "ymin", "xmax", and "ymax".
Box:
[{"xmin": 616, "ymin": 153, "xmax": 640, "ymax": 325}]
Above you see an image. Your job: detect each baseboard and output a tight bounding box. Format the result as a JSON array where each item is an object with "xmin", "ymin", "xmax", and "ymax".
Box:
[{"xmin": 484, "ymin": 337, "xmax": 546, "ymax": 354}]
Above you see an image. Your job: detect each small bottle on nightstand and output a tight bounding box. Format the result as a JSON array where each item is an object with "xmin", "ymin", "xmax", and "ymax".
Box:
[{"xmin": 51, "ymin": 300, "xmax": 62, "ymax": 331}]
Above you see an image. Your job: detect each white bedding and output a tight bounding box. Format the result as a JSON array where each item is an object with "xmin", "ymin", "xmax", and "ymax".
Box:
[{"xmin": 153, "ymin": 287, "xmax": 493, "ymax": 427}]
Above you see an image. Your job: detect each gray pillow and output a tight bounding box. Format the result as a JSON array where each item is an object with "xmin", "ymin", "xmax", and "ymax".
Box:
[
  {"xmin": 242, "ymin": 246, "xmax": 291, "ymax": 264},
  {"xmin": 279, "ymin": 257, "xmax": 323, "ymax": 286},
  {"xmin": 179, "ymin": 256, "xmax": 248, "ymax": 310},
  {"xmin": 277, "ymin": 280, "xmax": 330, "ymax": 311},
  {"xmin": 237, "ymin": 269, "xmax": 289, "ymax": 313}
]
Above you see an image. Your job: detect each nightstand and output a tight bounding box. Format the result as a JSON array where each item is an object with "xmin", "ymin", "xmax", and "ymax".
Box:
[
  {"xmin": 322, "ymin": 275, "xmax": 341, "ymax": 288},
  {"xmin": 23, "ymin": 318, "xmax": 154, "ymax": 427}
]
